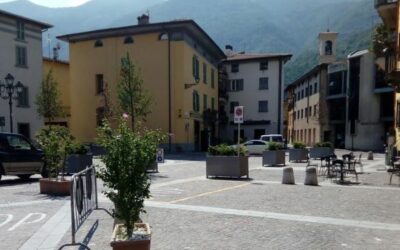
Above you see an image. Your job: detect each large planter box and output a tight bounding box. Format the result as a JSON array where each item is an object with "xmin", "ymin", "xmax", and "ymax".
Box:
[
  {"xmin": 262, "ymin": 150, "xmax": 286, "ymax": 166},
  {"xmin": 146, "ymin": 161, "xmax": 158, "ymax": 173},
  {"xmin": 289, "ymin": 149, "xmax": 309, "ymax": 162},
  {"xmin": 66, "ymin": 154, "xmax": 93, "ymax": 174},
  {"xmin": 309, "ymin": 147, "xmax": 334, "ymax": 159},
  {"xmin": 39, "ymin": 179, "xmax": 71, "ymax": 196},
  {"xmin": 206, "ymin": 155, "xmax": 249, "ymax": 179},
  {"xmin": 110, "ymin": 223, "xmax": 151, "ymax": 250}
]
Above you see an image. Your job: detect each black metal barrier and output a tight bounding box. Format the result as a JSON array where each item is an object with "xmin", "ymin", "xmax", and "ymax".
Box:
[{"xmin": 59, "ymin": 165, "xmax": 112, "ymax": 250}]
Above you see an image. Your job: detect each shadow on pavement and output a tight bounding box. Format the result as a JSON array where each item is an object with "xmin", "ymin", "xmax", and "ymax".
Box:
[
  {"xmin": 78, "ymin": 220, "xmax": 99, "ymax": 250},
  {"xmin": 0, "ymin": 177, "xmax": 40, "ymax": 186},
  {"xmin": 165, "ymin": 153, "xmax": 206, "ymax": 161}
]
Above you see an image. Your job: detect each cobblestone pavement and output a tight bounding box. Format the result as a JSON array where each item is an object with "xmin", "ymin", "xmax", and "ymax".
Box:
[{"xmin": 2, "ymin": 150, "xmax": 400, "ymax": 249}]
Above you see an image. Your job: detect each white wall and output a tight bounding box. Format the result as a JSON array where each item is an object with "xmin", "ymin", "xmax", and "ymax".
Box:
[
  {"xmin": 0, "ymin": 14, "xmax": 44, "ymax": 138},
  {"xmin": 224, "ymin": 59, "xmax": 283, "ymax": 141},
  {"xmin": 346, "ymin": 51, "xmax": 384, "ymax": 151}
]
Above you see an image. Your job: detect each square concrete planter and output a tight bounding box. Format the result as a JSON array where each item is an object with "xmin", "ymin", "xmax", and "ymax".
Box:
[
  {"xmin": 206, "ymin": 155, "xmax": 249, "ymax": 179},
  {"xmin": 39, "ymin": 178, "xmax": 71, "ymax": 196},
  {"xmin": 110, "ymin": 223, "xmax": 151, "ymax": 250},
  {"xmin": 66, "ymin": 154, "xmax": 93, "ymax": 174},
  {"xmin": 289, "ymin": 149, "xmax": 309, "ymax": 162},
  {"xmin": 262, "ymin": 150, "xmax": 286, "ymax": 166},
  {"xmin": 309, "ymin": 147, "xmax": 334, "ymax": 159}
]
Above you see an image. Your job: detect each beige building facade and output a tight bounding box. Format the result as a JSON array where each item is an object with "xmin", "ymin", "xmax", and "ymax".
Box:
[
  {"xmin": 58, "ymin": 17, "xmax": 225, "ymax": 152},
  {"xmin": 287, "ymin": 64, "xmax": 329, "ymax": 146}
]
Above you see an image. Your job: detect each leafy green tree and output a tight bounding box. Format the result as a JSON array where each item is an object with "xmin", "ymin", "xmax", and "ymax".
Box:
[
  {"xmin": 118, "ymin": 53, "xmax": 151, "ymax": 131},
  {"xmin": 97, "ymin": 119, "xmax": 166, "ymax": 238},
  {"xmin": 36, "ymin": 126, "xmax": 74, "ymax": 180},
  {"xmin": 35, "ymin": 70, "xmax": 65, "ymax": 124},
  {"xmin": 371, "ymin": 23, "xmax": 392, "ymax": 57}
]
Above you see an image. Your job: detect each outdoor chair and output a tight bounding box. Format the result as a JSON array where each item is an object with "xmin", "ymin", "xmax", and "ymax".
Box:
[
  {"xmin": 353, "ymin": 153, "xmax": 363, "ymax": 172},
  {"xmin": 341, "ymin": 154, "xmax": 358, "ymax": 182},
  {"xmin": 330, "ymin": 159, "xmax": 344, "ymax": 182},
  {"xmin": 388, "ymin": 158, "xmax": 400, "ymax": 185}
]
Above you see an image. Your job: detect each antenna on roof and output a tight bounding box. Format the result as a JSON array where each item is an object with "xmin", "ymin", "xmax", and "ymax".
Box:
[{"xmin": 327, "ymin": 16, "xmax": 330, "ymax": 32}]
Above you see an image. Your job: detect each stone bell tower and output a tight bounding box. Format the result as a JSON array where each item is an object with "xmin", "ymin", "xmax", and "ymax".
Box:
[{"xmin": 318, "ymin": 31, "xmax": 338, "ymax": 64}]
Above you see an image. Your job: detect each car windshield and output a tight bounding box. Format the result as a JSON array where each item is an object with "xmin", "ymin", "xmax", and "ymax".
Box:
[
  {"xmin": 6, "ymin": 135, "xmax": 32, "ymax": 150},
  {"xmin": 271, "ymin": 136, "xmax": 283, "ymax": 142}
]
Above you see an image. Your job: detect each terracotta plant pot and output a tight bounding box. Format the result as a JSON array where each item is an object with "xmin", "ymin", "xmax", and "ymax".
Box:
[
  {"xmin": 39, "ymin": 178, "xmax": 71, "ymax": 196},
  {"xmin": 110, "ymin": 223, "xmax": 151, "ymax": 250}
]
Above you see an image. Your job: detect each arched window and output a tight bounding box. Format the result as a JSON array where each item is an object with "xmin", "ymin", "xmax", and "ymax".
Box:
[
  {"xmin": 94, "ymin": 40, "xmax": 103, "ymax": 47},
  {"xmin": 124, "ymin": 36, "xmax": 134, "ymax": 44},
  {"xmin": 159, "ymin": 33, "xmax": 169, "ymax": 40},
  {"xmin": 325, "ymin": 40, "xmax": 333, "ymax": 55}
]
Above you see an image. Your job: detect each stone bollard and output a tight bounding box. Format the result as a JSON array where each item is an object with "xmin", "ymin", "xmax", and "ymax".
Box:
[
  {"xmin": 282, "ymin": 167, "xmax": 295, "ymax": 185},
  {"xmin": 367, "ymin": 151, "xmax": 373, "ymax": 160},
  {"xmin": 304, "ymin": 167, "xmax": 318, "ymax": 186}
]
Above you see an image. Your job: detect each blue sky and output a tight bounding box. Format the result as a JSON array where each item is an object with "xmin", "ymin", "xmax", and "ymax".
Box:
[{"xmin": 0, "ymin": 0, "xmax": 91, "ymax": 8}]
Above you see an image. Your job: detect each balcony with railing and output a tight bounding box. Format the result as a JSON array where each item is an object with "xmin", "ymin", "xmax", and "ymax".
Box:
[{"xmin": 375, "ymin": 0, "xmax": 398, "ymax": 27}]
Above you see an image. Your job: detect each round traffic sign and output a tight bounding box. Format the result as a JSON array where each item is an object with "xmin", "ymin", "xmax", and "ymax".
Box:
[{"xmin": 235, "ymin": 107, "xmax": 242, "ymax": 116}]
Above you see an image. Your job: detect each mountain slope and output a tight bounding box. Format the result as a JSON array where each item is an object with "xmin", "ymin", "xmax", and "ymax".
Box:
[{"xmin": 0, "ymin": 0, "xmax": 378, "ymax": 83}]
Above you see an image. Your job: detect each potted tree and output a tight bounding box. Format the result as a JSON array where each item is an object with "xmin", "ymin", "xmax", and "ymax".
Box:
[
  {"xmin": 206, "ymin": 144, "xmax": 249, "ymax": 179},
  {"xmin": 98, "ymin": 119, "xmax": 165, "ymax": 250},
  {"xmin": 36, "ymin": 126, "xmax": 73, "ymax": 196},
  {"xmin": 65, "ymin": 143, "xmax": 93, "ymax": 174},
  {"xmin": 309, "ymin": 142, "xmax": 334, "ymax": 159},
  {"xmin": 289, "ymin": 142, "xmax": 308, "ymax": 162},
  {"xmin": 262, "ymin": 141, "xmax": 286, "ymax": 166}
]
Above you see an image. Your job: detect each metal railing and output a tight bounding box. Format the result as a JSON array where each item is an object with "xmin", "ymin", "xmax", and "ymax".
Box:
[{"xmin": 59, "ymin": 165, "xmax": 112, "ymax": 250}]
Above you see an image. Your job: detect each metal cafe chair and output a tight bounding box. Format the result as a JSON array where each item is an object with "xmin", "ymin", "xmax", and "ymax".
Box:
[
  {"xmin": 389, "ymin": 157, "xmax": 400, "ymax": 185},
  {"xmin": 353, "ymin": 153, "xmax": 363, "ymax": 173},
  {"xmin": 342, "ymin": 154, "xmax": 358, "ymax": 182}
]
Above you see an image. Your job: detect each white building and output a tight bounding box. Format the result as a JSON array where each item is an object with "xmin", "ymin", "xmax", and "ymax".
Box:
[
  {"xmin": 0, "ymin": 10, "xmax": 51, "ymax": 138},
  {"xmin": 221, "ymin": 46, "xmax": 291, "ymax": 142},
  {"xmin": 345, "ymin": 50, "xmax": 393, "ymax": 151}
]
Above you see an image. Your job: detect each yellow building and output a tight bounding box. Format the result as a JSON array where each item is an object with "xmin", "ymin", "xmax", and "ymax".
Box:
[
  {"xmin": 42, "ymin": 57, "xmax": 70, "ymax": 126},
  {"xmin": 57, "ymin": 16, "xmax": 225, "ymax": 151}
]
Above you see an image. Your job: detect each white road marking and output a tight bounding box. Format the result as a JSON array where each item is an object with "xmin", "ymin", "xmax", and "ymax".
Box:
[
  {"xmin": 19, "ymin": 202, "xmax": 71, "ymax": 250},
  {"xmin": 145, "ymin": 201, "xmax": 400, "ymax": 231},
  {"xmin": 151, "ymin": 176, "xmax": 205, "ymax": 188},
  {"xmin": 8, "ymin": 213, "xmax": 46, "ymax": 231},
  {"xmin": 0, "ymin": 214, "xmax": 13, "ymax": 228}
]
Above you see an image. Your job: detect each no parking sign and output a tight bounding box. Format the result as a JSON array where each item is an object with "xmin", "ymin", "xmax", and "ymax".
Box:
[{"xmin": 156, "ymin": 148, "xmax": 164, "ymax": 163}]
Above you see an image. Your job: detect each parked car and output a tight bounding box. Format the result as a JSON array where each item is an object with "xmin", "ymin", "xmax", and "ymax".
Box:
[
  {"xmin": 0, "ymin": 133, "xmax": 47, "ymax": 181},
  {"xmin": 232, "ymin": 140, "xmax": 268, "ymax": 155},
  {"xmin": 260, "ymin": 134, "xmax": 287, "ymax": 149}
]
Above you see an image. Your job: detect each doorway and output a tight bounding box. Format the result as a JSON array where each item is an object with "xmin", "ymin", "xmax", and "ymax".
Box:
[
  {"xmin": 194, "ymin": 120, "xmax": 200, "ymax": 151},
  {"xmin": 18, "ymin": 123, "xmax": 30, "ymax": 139}
]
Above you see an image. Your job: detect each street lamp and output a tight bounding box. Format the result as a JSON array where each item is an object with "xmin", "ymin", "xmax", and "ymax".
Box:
[{"xmin": 0, "ymin": 73, "xmax": 24, "ymax": 133}]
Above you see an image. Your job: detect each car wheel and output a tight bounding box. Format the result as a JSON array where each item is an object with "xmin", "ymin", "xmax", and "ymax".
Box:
[{"xmin": 17, "ymin": 174, "xmax": 32, "ymax": 180}]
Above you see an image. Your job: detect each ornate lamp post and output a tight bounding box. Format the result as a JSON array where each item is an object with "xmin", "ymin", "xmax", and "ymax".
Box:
[{"xmin": 0, "ymin": 73, "xmax": 24, "ymax": 133}]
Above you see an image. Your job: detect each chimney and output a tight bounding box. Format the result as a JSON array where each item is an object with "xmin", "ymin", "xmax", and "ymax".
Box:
[
  {"xmin": 225, "ymin": 45, "xmax": 235, "ymax": 57},
  {"xmin": 137, "ymin": 14, "xmax": 150, "ymax": 25}
]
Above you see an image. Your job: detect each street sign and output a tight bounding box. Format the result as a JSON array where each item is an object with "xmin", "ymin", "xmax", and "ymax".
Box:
[
  {"xmin": 234, "ymin": 106, "xmax": 244, "ymax": 124},
  {"xmin": 156, "ymin": 148, "xmax": 164, "ymax": 163}
]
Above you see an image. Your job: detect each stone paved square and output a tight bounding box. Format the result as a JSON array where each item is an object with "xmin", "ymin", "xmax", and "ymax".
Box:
[{"xmin": 1, "ymin": 152, "xmax": 400, "ymax": 249}]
